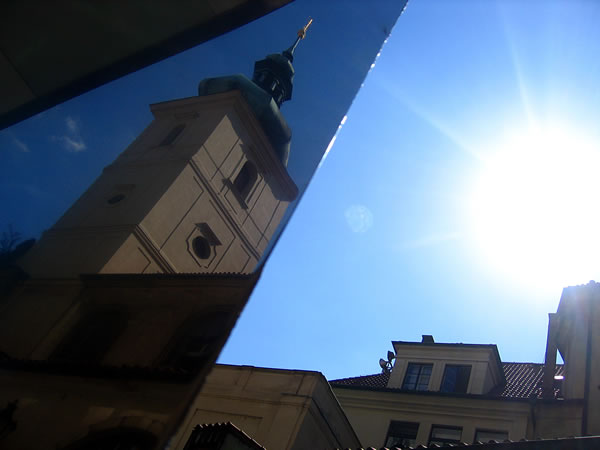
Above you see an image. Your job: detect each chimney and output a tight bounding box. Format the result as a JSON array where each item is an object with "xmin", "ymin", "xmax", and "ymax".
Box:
[{"xmin": 422, "ymin": 335, "xmax": 435, "ymax": 344}]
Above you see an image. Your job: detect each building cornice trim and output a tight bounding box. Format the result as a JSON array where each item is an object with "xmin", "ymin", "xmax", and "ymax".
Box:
[
  {"xmin": 150, "ymin": 91, "xmax": 298, "ymax": 201},
  {"xmin": 132, "ymin": 224, "xmax": 176, "ymax": 274},
  {"xmin": 188, "ymin": 158, "xmax": 261, "ymax": 261}
]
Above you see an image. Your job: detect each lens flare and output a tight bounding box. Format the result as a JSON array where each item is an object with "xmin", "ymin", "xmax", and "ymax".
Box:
[{"xmin": 470, "ymin": 124, "xmax": 600, "ymax": 289}]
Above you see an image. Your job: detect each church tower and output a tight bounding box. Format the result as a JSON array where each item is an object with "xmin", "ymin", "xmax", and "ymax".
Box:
[
  {"xmin": 0, "ymin": 21, "xmax": 311, "ymax": 450},
  {"xmin": 18, "ymin": 22, "xmax": 315, "ymax": 278}
]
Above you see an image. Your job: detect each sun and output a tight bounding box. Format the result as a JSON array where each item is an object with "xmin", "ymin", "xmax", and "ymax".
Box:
[{"xmin": 469, "ymin": 123, "xmax": 600, "ymax": 289}]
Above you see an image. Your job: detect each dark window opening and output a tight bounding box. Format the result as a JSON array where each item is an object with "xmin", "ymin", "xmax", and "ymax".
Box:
[
  {"xmin": 107, "ymin": 193, "xmax": 125, "ymax": 205},
  {"xmin": 192, "ymin": 236, "xmax": 211, "ymax": 259},
  {"xmin": 429, "ymin": 425, "xmax": 462, "ymax": 446},
  {"xmin": 51, "ymin": 310, "xmax": 128, "ymax": 363},
  {"xmin": 474, "ymin": 429, "xmax": 509, "ymax": 443},
  {"xmin": 441, "ymin": 364, "xmax": 472, "ymax": 393},
  {"xmin": 385, "ymin": 421, "xmax": 419, "ymax": 448},
  {"xmin": 160, "ymin": 124, "xmax": 185, "ymax": 146},
  {"xmin": 183, "ymin": 423, "xmax": 264, "ymax": 450},
  {"xmin": 165, "ymin": 311, "xmax": 232, "ymax": 372},
  {"xmin": 233, "ymin": 161, "xmax": 258, "ymax": 201},
  {"xmin": 402, "ymin": 363, "xmax": 433, "ymax": 391},
  {"xmin": 62, "ymin": 427, "xmax": 156, "ymax": 450}
]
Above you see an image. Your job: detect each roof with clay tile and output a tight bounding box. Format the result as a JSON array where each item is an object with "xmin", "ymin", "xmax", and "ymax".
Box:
[{"xmin": 330, "ymin": 362, "xmax": 564, "ymax": 399}]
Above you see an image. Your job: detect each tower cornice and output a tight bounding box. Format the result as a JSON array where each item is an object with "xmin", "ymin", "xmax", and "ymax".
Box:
[{"xmin": 150, "ymin": 90, "xmax": 298, "ymax": 201}]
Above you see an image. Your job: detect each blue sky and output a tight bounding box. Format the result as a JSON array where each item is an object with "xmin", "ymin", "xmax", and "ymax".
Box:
[
  {"xmin": 219, "ymin": 0, "xmax": 600, "ymax": 379},
  {"xmin": 3, "ymin": 1, "xmax": 600, "ymax": 381},
  {"xmin": 1, "ymin": 0, "xmax": 403, "ymax": 255}
]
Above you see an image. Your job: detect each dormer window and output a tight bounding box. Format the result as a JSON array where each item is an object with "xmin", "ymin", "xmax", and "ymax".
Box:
[
  {"xmin": 402, "ymin": 363, "xmax": 432, "ymax": 391},
  {"xmin": 441, "ymin": 364, "xmax": 471, "ymax": 393},
  {"xmin": 387, "ymin": 341, "xmax": 504, "ymax": 395}
]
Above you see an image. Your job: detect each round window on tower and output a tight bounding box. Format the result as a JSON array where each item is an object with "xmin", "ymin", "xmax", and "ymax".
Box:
[
  {"xmin": 107, "ymin": 193, "xmax": 126, "ymax": 205},
  {"xmin": 192, "ymin": 236, "xmax": 211, "ymax": 259}
]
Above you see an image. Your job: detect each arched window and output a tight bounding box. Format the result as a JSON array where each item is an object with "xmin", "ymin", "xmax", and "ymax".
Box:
[
  {"xmin": 163, "ymin": 311, "xmax": 232, "ymax": 372},
  {"xmin": 51, "ymin": 310, "xmax": 128, "ymax": 363},
  {"xmin": 61, "ymin": 427, "xmax": 156, "ymax": 450},
  {"xmin": 160, "ymin": 124, "xmax": 185, "ymax": 146},
  {"xmin": 233, "ymin": 161, "xmax": 258, "ymax": 201}
]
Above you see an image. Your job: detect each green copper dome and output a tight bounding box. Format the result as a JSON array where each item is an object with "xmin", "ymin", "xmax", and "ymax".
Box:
[
  {"xmin": 197, "ymin": 20, "xmax": 312, "ymax": 167},
  {"xmin": 198, "ymin": 74, "xmax": 292, "ymax": 166}
]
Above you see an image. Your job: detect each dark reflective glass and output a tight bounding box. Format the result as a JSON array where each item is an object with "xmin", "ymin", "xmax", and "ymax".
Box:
[
  {"xmin": 0, "ymin": 4, "xmax": 408, "ymax": 449},
  {"xmin": 51, "ymin": 310, "xmax": 128, "ymax": 363},
  {"xmin": 441, "ymin": 365, "xmax": 472, "ymax": 393},
  {"xmin": 429, "ymin": 426, "xmax": 462, "ymax": 446},
  {"xmin": 385, "ymin": 421, "xmax": 419, "ymax": 448},
  {"xmin": 1, "ymin": 2, "xmax": 408, "ymax": 276}
]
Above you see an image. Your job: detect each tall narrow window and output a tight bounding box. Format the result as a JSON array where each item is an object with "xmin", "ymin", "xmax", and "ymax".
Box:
[
  {"xmin": 402, "ymin": 363, "xmax": 433, "ymax": 391},
  {"xmin": 160, "ymin": 124, "xmax": 185, "ymax": 146},
  {"xmin": 233, "ymin": 161, "xmax": 258, "ymax": 200},
  {"xmin": 429, "ymin": 426, "xmax": 462, "ymax": 446},
  {"xmin": 385, "ymin": 421, "xmax": 419, "ymax": 448},
  {"xmin": 441, "ymin": 364, "xmax": 472, "ymax": 393},
  {"xmin": 51, "ymin": 310, "xmax": 128, "ymax": 363}
]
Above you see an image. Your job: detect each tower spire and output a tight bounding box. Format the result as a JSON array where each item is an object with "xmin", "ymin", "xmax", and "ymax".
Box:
[
  {"xmin": 283, "ymin": 18, "xmax": 313, "ymax": 62},
  {"xmin": 251, "ymin": 18, "xmax": 313, "ymax": 108},
  {"xmin": 197, "ymin": 20, "xmax": 312, "ymax": 166}
]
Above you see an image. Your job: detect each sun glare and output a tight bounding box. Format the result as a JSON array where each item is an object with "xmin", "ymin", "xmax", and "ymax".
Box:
[{"xmin": 470, "ymin": 124, "xmax": 600, "ymax": 289}]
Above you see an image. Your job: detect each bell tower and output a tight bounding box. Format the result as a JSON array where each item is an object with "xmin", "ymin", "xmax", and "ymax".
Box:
[
  {"xmin": 18, "ymin": 23, "xmax": 315, "ymax": 278},
  {"xmin": 0, "ymin": 21, "xmax": 313, "ymax": 450}
]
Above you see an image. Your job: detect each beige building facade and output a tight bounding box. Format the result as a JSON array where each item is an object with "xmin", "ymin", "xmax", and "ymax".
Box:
[
  {"xmin": 331, "ymin": 349, "xmax": 581, "ymax": 447},
  {"xmin": 169, "ymin": 365, "xmax": 361, "ymax": 450},
  {"xmin": 19, "ymin": 89, "xmax": 296, "ymax": 278},
  {"xmin": 330, "ymin": 282, "xmax": 600, "ymax": 448},
  {"xmin": 547, "ymin": 281, "xmax": 600, "ymax": 436}
]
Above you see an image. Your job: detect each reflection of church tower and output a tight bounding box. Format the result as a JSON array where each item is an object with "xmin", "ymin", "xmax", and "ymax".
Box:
[
  {"xmin": 0, "ymin": 21, "xmax": 312, "ymax": 450},
  {"xmin": 18, "ymin": 22, "xmax": 315, "ymax": 277}
]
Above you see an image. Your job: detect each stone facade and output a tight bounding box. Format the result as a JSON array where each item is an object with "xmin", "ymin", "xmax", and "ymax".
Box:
[{"xmin": 169, "ymin": 365, "xmax": 361, "ymax": 450}]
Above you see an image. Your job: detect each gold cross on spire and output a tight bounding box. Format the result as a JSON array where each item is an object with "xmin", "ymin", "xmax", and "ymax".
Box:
[
  {"xmin": 297, "ymin": 18, "xmax": 313, "ymax": 40},
  {"xmin": 283, "ymin": 18, "xmax": 313, "ymax": 62}
]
